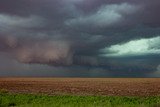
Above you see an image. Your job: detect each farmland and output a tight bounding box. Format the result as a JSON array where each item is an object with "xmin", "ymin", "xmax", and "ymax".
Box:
[
  {"xmin": 0, "ymin": 78, "xmax": 160, "ymax": 96},
  {"xmin": 0, "ymin": 78, "xmax": 160, "ymax": 107}
]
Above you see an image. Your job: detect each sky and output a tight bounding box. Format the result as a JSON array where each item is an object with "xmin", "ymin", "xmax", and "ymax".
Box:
[{"xmin": 0, "ymin": 0, "xmax": 160, "ymax": 77}]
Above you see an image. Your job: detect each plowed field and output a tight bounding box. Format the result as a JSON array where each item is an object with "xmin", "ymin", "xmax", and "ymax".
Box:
[{"xmin": 0, "ymin": 78, "xmax": 160, "ymax": 96}]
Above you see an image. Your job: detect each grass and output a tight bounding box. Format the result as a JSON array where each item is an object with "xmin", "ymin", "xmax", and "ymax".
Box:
[{"xmin": 0, "ymin": 92, "xmax": 160, "ymax": 107}]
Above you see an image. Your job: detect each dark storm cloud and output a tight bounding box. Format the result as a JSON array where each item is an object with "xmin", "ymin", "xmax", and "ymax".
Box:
[{"xmin": 0, "ymin": 0, "xmax": 160, "ymax": 77}]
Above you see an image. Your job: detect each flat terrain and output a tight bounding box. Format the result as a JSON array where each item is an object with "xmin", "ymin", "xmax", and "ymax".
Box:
[{"xmin": 0, "ymin": 78, "xmax": 160, "ymax": 96}]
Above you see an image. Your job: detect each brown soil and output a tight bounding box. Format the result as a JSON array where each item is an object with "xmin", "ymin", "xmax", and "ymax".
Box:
[{"xmin": 0, "ymin": 78, "xmax": 160, "ymax": 96}]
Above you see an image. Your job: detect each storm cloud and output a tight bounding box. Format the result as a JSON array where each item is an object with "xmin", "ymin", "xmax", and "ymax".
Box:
[{"xmin": 0, "ymin": 0, "xmax": 160, "ymax": 77}]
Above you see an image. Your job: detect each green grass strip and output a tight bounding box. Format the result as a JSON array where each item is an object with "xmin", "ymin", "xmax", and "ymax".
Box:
[{"xmin": 0, "ymin": 92, "xmax": 160, "ymax": 107}]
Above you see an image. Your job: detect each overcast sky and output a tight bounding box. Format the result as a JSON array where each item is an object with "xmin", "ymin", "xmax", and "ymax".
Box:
[{"xmin": 0, "ymin": 0, "xmax": 160, "ymax": 77}]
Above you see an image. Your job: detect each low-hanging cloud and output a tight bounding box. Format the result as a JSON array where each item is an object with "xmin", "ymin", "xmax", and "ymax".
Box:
[
  {"xmin": 0, "ymin": 36, "xmax": 73, "ymax": 66},
  {"xmin": 15, "ymin": 41, "xmax": 73, "ymax": 66}
]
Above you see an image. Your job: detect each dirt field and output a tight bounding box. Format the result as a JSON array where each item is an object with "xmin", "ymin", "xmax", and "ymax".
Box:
[{"xmin": 0, "ymin": 78, "xmax": 160, "ymax": 96}]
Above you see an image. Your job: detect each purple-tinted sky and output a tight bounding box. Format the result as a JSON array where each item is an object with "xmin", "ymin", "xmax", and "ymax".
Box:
[{"xmin": 0, "ymin": 0, "xmax": 160, "ymax": 77}]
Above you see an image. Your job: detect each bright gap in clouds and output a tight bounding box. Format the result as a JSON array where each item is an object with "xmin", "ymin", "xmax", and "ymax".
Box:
[{"xmin": 100, "ymin": 36, "xmax": 160, "ymax": 57}]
